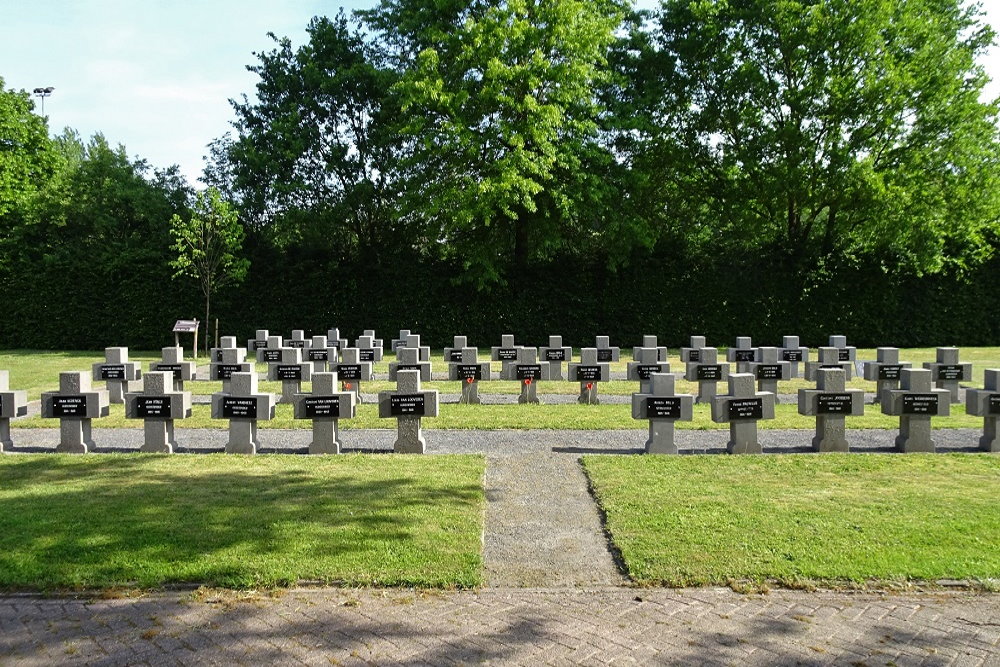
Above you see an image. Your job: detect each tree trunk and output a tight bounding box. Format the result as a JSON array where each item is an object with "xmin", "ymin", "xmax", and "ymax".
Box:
[{"xmin": 204, "ymin": 287, "xmax": 211, "ymax": 357}]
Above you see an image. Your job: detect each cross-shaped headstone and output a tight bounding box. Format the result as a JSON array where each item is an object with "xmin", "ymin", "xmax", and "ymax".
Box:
[
  {"xmin": 266, "ymin": 347, "xmax": 313, "ymax": 404},
  {"xmin": 293, "ymin": 371, "xmax": 357, "ymax": 454},
  {"xmin": 378, "ymin": 369, "xmax": 439, "ymax": 454},
  {"xmin": 210, "ymin": 347, "xmax": 254, "ymax": 394},
  {"xmin": 326, "ymin": 328, "xmax": 348, "ymax": 359},
  {"xmin": 247, "ymin": 329, "xmax": 270, "ymax": 353},
  {"xmin": 256, "ymin": 335, "xmax": 285, "ymax": 363},
  {"xmin": 447, "ymin": 346, "xmax": 491, "ymax": 404},
  {"xmin": 210, "ymin": 335, "xmax": 246, "ymax": 364},
  {"xmin": 150, "ymin": 346, "xmax": 197, "ymax": 391},
  {"xmin": 922, "ymin": 347, "xmax": 972, "ymax": 404},
  {"xmin": 568, "ymin": 348, "xmax": 610, "ymax": 405},
  {"xmin": 306, "ymin": 335, "xmax": 330, "ymax": 372},
  {"xmin": 746, "ymin": 347, "xmax": 790, "ymax": 402},
  {"xmin": 631, "ymin": 372, "xmax": 693, "ymax": 454},
  {"xmin": 862, "ymin": 347, "xmax": 912, "ymax": 405},
  {"xmin": 211, "ymin": 371, "xmax": 276, "ymax": 454},
  {"xmin": 336, "ymin": 347, "xmax": 374, "ymax": 403},
  {"xmin": 539, "ymin": 335, "xmax": 573, "ymax": 381},
  {"xmin": 594, "ymin": 336, "xmax": 620, "ymax": 363},
  {"xmin": 444, "ymin": 336, "xmax": 468, "ymax": 363},
  {"xmin": 966, "ymin": 368, "xmax": 1000, "ymax": 452},
  {"xmin": 779, "ymin": 336, "xmax": 809, "ymax": 377},
  {"xmin": 390, "ymin": 346, "xmax": 432, "ymax": 382},
  {"xmin": 286, "ymin": 329, "xmax": 311, "ymax": 349},
  {"xmin": 627, "ymin": 347, "xmax": 671, "ymax": 394},
  {"xmin": 92, "ymin": 347, "xmax": 141, "ymax": 404},
  {"xmin": 41, "ymin": 371, "xmax": 110, "ymax": 453},
  {"xmin": 804, "ymin": 347, "xmax": 853, "ymax": 381},
  {"xmin": 881, "ymin": 368, "xmax": 950, "ymax": 453},
  {"xmin": 680, "ymin": 336, "xmax": 707, "ymax": 363},
  {"xmin": 513, "ymin": 347, "xmax": 550, "ymax": 404},
  {"xmin": 828, "ymin": 335, "xmax": 857, "ymax": 364},
  {"xmin": 356, "ymin": 332, "xmax": 386, "ymax": 363},
  {"xmin": 726, "ymin": 337, "xmax": 757, "ymax": 374},
  {"xmin": 710, "ymin": 373, "xmax": 776, "ymax": 454},
  {"xmin": 797, "ymin": 368, "xmax": 865, "ymax": 452},
  {"xmin": 0, "ymin": 370, "xmax": 28, "ymax": 452},
  {"xmin": 124, "ymin": 370, "xmax": 192, "ymax": 453},
  {"xmin": 400, "ymin": 333, "xmax": 430, "ymax": 362},
  {"xmin": 632, "ymin": 335, "xmax": 667, "ymax": 363},
  {"xmin": 362, "ymin": 329, "xmax": 384, "ymax": 353},
  {"xmin": 683, "ymin": 347, "xmax": 730, "ymax": 404},
  {"xmin": 491, "ymin": 334, "xmax": 522, "ymax": 378},
  {"xmin": 391, "ymin": 329, "xmax": 411, "ymax": 353}
]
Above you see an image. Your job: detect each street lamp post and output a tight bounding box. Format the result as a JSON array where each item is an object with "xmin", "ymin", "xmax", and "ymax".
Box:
[{"xmin": 32, "ymin": 86, "xmax": 54, "ymax": 115}]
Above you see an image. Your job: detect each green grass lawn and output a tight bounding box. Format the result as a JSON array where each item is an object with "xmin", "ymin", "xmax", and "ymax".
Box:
[
  {"xmin": 0, "ymin": 454, "xmax": 485, "ymax": 590},
  {"xmin": 583, "ymin": 454, "xmax": 1000, "ymax": 587}
]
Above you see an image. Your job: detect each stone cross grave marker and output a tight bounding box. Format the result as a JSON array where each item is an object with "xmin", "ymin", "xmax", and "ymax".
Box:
[
  {"xmin": 444, "ymin": 336, "xmax": 468, "ymax": 363},
  {"xmin": 513, "ymin": 347, "xmax": 550, "ymax": 404},
  {"xmin": 266, "ymin": 347, "xmax": 313, "ymax": 404},
  {"xmin": 363, "ymin": 330, "xmax": 384, "ymax": 354},
  {"xmin": 306, "ymin": 335, "xmax": 330, "ymax": 372},
  {"xmin": 357, "ymin": 332, "xmax": 386, "ymax": 363},
  {"xmin": 447, "ymin": 346, "xmax": 491, "ymax": 404},
  {"xmin": 779, "ymin": 336, "xmax": 809, "ymax": 377},
  {"xmin": 491, "ymin": 334, "xmax": 522, "ymax": 378},
  {"xmin": 150, "ymin": 346, "xmax": 197, "ymax": 391},
  {"xmin": 804, "ymin": 347, "xmax": 853, "ymax": 381},
  {"xmin": 378, "ymin": 369, "xmax": 439, "ymax": 453},
  {"xmin": 336, "ymin": 348, "xmax": 374, "ymax": 402},
  {"xmin": 293, "ymin": 371, "xmax": 357, "ymax": 454},
  {"xmin": 211, "ymin": 371, "xmax": 276, "ymax": 454},
  {"xmin": 92, "ymin": 347, "xmax": 141, "ymax": 404},
  {"xmin": 326, "ymin": 328, "xmax": 348, "ymax": 358},
  {"xmin": 627, "ymin": 347, "xmax": 670, "ymax": 394},
  {"xmin": 711, "ymin": 373, "xmax": 776, "ymax": 454},
  {"xmin": 797, "ymin": 368, "xmax": 864, "ymax": 452},
  {"xmin": 829, "ymin": 335, "xmax": 857, "ymax": 369},
  {"xmin": 210, "ymin": 347, "xmax": 253, "ymax": 393},
  {"xmin": 684, "ymin": 347, "xmax": 730, "ymax": 404},
  {"xmin": 747, "ymin": 347, "xmax": 790, "ymax": 402},
  {"xmin": 568, "ymin": 348, "xmax": 610, "ymax": 404},
  {"xmin": 401, "ymin": 333, "xmax": 430, "ymax": 362},
  {"xmin": 256, "ymin": 335, "xmax": 284, "ymax": 364},
  {"xmin": 41, "ymin": 371, "xmax": 110, "ymax": 453},
  {"xmin": 391, "ymin": 329, "xmax": 411, "ymax": 353},
  {"xmin": 862, "ymin": 347, "xmax": 911, "ymax": 404},
  {"xmin": 286, "ymin": 330, "xmax": 311, "ymax": 349},
  {"xmin": 0, "ymin": 370, "xmax": 28, "ymax": 452},
  {"xmin": 881, "ymin": 368, "xmax": 950, "ymax": 453},
  {"xmin": 631, "ymin": 372, "xmax": 694, "ymax": 454},
  {"xmin": 680, "ymin": 335, "xmax": 706, "ymax": 363},
  {"xmin": 632, "ymin": 335, "xmax": 667, "ymax": 362},
  {"xmin": 210, "ymin": 335, "xmax": 243, "ymax": 364},
  {"xmin": 124, "ymin": 370, "xmax": 192, "ymax": 453},
  {"xmin": 595, "ymin": 336, "xmax": 620, "ymax": 363},
  {"xmin": 390, "ymin": 346, "xmax": 432, "ymax": 382},
  {"xmin": 539, "ymin": 335, "xmax": 573, "ymax": 381},
  {"xmin": 726, "ymin": 337, "xmax": 757, "ymax": 374},
  {"xmin": 247, "ymin": 329, "xmax": 270, "ymax": 353},
  {"xmin": 923, "ymin": 347, "xmax": 972, "ymax": 404},
  {"xmin": 966, "ymin": 368, "xmax": 1000, "ymax": 452}
]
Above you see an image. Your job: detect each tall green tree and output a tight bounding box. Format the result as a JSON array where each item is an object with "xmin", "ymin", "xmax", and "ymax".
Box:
[
  {"xmin": 218, "ymin": 13, "xmax": 400, "ymax": 261},
  {"xmin": 631, "ymin": 0, "xmax": 1000, "ymax": 274},
  {"xmin": 363, "ymin": 0, "xmax": 630, "ymax": 287},
  {"xmin": 169, "ymin": 187, "xmax": 249, "ymax": 354},
  {"xmin": 0, "ymin": 77, "xmax": 58, "ymax": 226}
]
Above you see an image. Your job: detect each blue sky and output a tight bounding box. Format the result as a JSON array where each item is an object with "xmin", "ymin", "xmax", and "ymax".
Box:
[{"xmin": 2, "ymin": 0, "xmax": 998, "ymax": 185}]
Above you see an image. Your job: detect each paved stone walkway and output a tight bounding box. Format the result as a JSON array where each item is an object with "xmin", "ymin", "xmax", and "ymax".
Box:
[{"xmin": 1, "ymin": 588, "xmax": 998, "ymax": 665}]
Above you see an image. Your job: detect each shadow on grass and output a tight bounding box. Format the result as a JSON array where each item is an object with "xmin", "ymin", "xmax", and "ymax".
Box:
[{"xmin": 0, "ymin": 455, "xmax": 483, "ymax": 590}]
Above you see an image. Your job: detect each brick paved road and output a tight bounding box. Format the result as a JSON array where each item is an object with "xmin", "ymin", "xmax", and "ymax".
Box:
[{"xmin": 2, "ymin": 588, "xmax": 998, "ymax": 665}]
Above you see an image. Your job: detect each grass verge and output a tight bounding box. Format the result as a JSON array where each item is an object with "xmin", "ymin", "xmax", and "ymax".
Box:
[
  {"xmin": 0, "ymin": 454, "xmax": 484, "ymax": 590},
  {"xmin": 583, "ymin": 454, "xmax": 1000, "ymax": 586}
]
